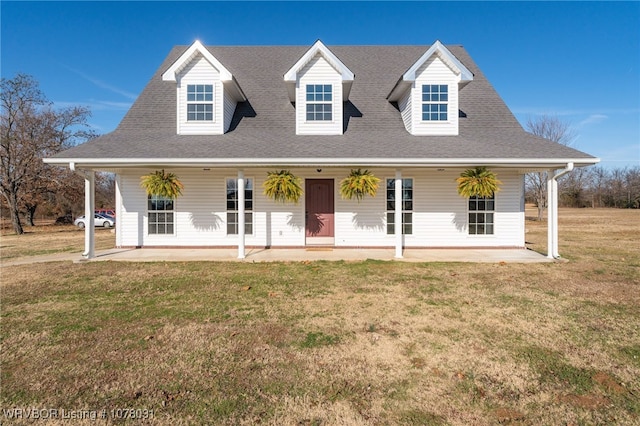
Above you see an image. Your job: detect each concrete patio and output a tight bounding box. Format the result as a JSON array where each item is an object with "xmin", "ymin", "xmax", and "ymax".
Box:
[{"xmin": 2, "ymin": 247, "xmax": 552, "ymax": 267}]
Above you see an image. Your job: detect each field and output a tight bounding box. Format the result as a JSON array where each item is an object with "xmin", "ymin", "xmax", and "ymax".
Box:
[{"xmin": 1, "ymin": 208, "xmax": 639, "ymax": 425}]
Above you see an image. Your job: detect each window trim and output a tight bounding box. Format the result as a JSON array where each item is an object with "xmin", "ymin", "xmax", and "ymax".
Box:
[
  {"xmin": 421, "ymin": 84, "xmax": 449, "ymax": 122},
  {"xmin": 186, "ymin": 84, "xmax": 214, "ymax": 122},
  {"xmin": 305, "ymin": 84, "xmax": 333, "ymax": 122},
  {"xmin": 386, "ymin": 177, "xmax": 413, "ymax": 235},
  {"xmin": 468, "ymin": 195, "xmax": 495, "ymax": 236},
  {"xmin": 226, "ymin": 177, "xmax": 254, "ymax": 236},
  {"xmin": 147, "ymin": 194, "xmax": 176, "ymax": 236}
]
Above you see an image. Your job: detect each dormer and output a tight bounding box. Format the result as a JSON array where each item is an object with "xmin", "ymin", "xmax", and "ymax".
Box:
[
  {"xmin": 387, "ymin": 40, "xmax": 473, "ymax": 136},
  {"xmin": 284, "ymin": 40, "xmax": 355, "ymax": 135},
  {"xmin": 162, "ymin": 40, "xmax": 246, "ymax": 135}
]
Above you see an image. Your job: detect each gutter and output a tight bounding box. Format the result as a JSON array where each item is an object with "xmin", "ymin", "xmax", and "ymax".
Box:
[{"xmin": 553, "ymin": 162, "xmax": 574, "ymax": 181}]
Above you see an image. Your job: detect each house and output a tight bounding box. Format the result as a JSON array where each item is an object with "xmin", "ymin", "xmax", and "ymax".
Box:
[{"xmin": 45, "ymin": 40, "xmax": 599, "ymax": 260}]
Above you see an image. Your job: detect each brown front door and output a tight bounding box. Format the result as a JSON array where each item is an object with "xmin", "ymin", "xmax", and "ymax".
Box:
[{"xmin": 305, "ymin": 179, "xmax": 334, "ymax": 238}]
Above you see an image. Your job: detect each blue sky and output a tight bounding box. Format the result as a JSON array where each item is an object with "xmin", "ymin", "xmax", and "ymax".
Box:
[{"xmin": 2, "ymin": 1, "xmax": 639, "ymax": 168}]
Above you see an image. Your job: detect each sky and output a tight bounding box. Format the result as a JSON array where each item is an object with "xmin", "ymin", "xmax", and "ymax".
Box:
[{"xmin": 2, "ymin": 1, "xmax": 639, "ymax": 169}]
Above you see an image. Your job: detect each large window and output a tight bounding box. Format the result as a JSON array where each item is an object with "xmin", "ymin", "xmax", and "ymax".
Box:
[
  {"xmin": 306, "ymin": 84, "xmax": 332, "ymax": 121},
  {"xmin": 187, "ymin": 84, "xmax": 213, "ymax": 121},
  {"xmin": 386, "ymin": 178, "xmax": 413, "ymax": 235},
  {"xmin": 226, "ymin": 178, "xmax": 253, "ymax": 235},
  {"xmin": 422, "ymin": 84, "xmax": 448, "ymax": 121},
  {"xmin": 468, "ymin": 195, "xmax": 494, "ymax": 235},
  {"xmin": 148, "ymin": 195, "xmax": 174, "ymax": 235}
]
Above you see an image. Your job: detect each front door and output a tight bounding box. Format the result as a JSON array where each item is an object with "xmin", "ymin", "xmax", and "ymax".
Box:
[{"xmin": 305, "ymin": 179, "xmax": 334, "ymax": 244}]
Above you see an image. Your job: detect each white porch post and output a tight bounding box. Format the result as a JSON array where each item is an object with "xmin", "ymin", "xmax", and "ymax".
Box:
[
  {"xmin": 83, "ymin": 171, "xmax": 95, "ymax": 259},
  {"xmin": 237, "ymin": 170, "xmax": 246, "ymax": 259},
  {"xmin": 547, "ymin": 170, "xmax": 556, "ymax": 259},
  {"xmin": 395, "ymin": 170, "xmax": 403, "ymax": 258}
]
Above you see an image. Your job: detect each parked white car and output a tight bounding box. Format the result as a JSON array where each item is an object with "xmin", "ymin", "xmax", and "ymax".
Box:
[{"xmin": 74, "ymin": 214, "xmax": 115, "ymax": 229}]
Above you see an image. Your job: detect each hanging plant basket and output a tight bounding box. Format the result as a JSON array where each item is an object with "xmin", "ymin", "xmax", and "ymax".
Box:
[
  {"xmin": 456, "ymin": 166, "xmax": 501, "ymax": 198},
  {"xmin": 263, "ymin": 170, "xmax": 303, "ymax": 204},
  {"xmin": 340, "ymin": 168, "xmax": 381, "ymax": 202},
  {"xmin": 140, "ymin": 169, "xmax": 184, "ymax": 198}
]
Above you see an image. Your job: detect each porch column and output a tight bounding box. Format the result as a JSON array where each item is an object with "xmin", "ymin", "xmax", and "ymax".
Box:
[
  {"xmin": 237, "ymin": 170, "xmax": 246, "ymax": 259},
  {"xmin": 395, "ymin": 170, "xmax": 403, "ymax": 258},
  {"xmin": 83, "ymin": 171, "xmax": 95, "ymax": 259},
  {"xmin": 547, "ymin": 170, "xmax": 555, "ymax": 259}
]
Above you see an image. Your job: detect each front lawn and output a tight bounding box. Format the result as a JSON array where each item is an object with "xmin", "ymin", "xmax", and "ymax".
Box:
[{"xmin": 1, "ymin": 209, "xmax": 639, "ymax": 425}]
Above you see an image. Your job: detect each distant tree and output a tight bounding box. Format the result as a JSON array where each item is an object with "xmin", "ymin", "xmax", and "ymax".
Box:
[
  {"xmin": 525, "ymin": 114, "xmax": 577, "ymax": 220},
  {"xmin": 1, "ymin": 74, "xmax": 94, "ymax": 234}
]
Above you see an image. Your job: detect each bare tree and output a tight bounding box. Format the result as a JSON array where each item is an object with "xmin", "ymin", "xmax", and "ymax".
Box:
[
  {"xmin": 525, "ymin": 114, "xmax": 577, "ymax": 220},
  {"xmin": 1, "ymin": 74, "xmax": 94, "ymax": 234}
]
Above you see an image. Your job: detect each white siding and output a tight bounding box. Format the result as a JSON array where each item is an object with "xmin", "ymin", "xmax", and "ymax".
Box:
[
  {"xmin": 296, "ymin": 54, "xmax": 343, "ymax": 135},
  {"xmin": 411, "ymin": 56, "xmax": 460, "ymax": 136},
  {"xmin": 177, "ymin": 54, "xmax": 224, "ymax": 135},
  {"xmin": 116, "ymin": 168, "xmax": 525, "ymax": 249},
  {"xmin": 117, "ymin": 169, "xmax": 147, "ymax": 247},
  {"xmin": 223, "ymin": 90, "xmax": 237, "ymax": 133},
  {"xmin": 406, "ymin": 169, "xmax": 524, "ymax": 247},
  {"xmin": 398, "ymin": 89, "xmax": 412, "ymax": 133}
]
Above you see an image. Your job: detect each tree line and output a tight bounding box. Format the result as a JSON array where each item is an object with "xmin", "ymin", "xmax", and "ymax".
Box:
[
  {"xmin": 526, "ymin": 165, "xmax": 640, "ymax": 215},
  {"xmin": 524, "ymin": 115, "xmax": 639, "ymax": 219}
]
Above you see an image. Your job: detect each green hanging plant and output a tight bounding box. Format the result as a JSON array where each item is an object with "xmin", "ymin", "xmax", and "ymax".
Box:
[
  {"xmin": 456, "ymin": 166, "xmax": 501, "ymax": 198},
  {"xmin": 140, "ymin": 169, "xmax": 184, "ymax": 198},
  {"xmin": 263, "ymin": 170, "xmax": 303, "ymax": 203},
  {"xmin": 340, "ymin": 169, "xmax": 381, "ymax": 202}
]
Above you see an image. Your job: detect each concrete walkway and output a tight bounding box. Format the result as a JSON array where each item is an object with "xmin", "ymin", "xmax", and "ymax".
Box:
[{"xmin": 2, "ymin": 247, "xmax": 552, "ymax": 266}]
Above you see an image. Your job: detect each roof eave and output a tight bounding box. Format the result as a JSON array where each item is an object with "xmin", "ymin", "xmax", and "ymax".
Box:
[{"xmin": 44, "ymin": 157, "xmax": 601, "ymax": 170}]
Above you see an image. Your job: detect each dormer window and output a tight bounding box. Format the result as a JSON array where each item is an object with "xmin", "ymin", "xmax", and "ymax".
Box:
[
  {"xmin": 187, "ymin": 84, "xmax": 213, "ymax": 121},
  {"xmin": 306, "ymin": 84, "xmax": 332, "ymax": 121},
  {"xmin": 422, "ymin": 84, "xmax": 448, "ymax": 121},
  {"xmin": 387, "ymin": 41, "xmax": 473, "ymax": 136},
  {"xmin": 284, "ymin": 40, "xmax": 354, "ymax": 135},
  {"xmin": 162, "ymin": 40, "xmax": 246, "ymax": 135}
]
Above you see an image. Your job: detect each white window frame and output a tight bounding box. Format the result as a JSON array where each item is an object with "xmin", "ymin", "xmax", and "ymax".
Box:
[
  {"xmin": 468, "ymin": 195, "xmax": 495, "ymax": 235},
  {"xmin": 226, "ymin": 177, "xmax": 253, "ymax": 235},
  {"xmin": 305, "ymin": 84, "xmax": 333, "ymax": 122},
  {"xmin": 421, "ymin": 84, "xmax": 448, "ymax": 122},
  {"xmin": 386, "ymin": 178, "xmax": 413, "ymax": 235},
  {"xmin": 147, "ymin": 195, "xmax": 175, "ymax": 235},
  {"xmin": 186, "ymin": 84, "xmax": 214, "ymax": 121}
]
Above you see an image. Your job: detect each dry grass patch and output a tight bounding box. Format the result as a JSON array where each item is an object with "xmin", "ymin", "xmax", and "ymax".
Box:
[
  {"xmin": 1, "ymin": 208, "xmax": 639, "ymax": 425},
  {"xmin": 1, "ymin": 224, "xmax": 115, "ymax": 260}
]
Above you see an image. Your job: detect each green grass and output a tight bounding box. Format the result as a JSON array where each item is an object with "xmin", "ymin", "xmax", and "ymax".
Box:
[{"xmin": 517, "ymin": 345, "xmax": 596, "ymax": 394}]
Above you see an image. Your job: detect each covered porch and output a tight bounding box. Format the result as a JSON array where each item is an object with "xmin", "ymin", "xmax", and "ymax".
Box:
[{"xmin": 73, "ymin": 162, "xmax": 574, "ymax": 262}]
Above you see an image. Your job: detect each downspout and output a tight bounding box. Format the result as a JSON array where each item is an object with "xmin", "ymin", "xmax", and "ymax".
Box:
[
  {"xmin": 70, "ymin": 162, "xmax": 96, "ymax": 259},
  {"xmin": 548, "ymin": 162, "xmax": 574, "ymax": 259}
]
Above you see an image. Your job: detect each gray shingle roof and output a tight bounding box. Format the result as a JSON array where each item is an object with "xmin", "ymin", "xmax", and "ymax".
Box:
[{"xmin": 49, "ymin": 44, "xmax": 598, "ymax": 167}]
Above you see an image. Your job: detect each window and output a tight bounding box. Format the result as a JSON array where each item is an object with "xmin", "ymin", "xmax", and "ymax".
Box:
[
  {"xmin": 386, "ymin": 178, "xmax": 413, "ymax": 235},
  {"xmin": 226, "ymin": 178, "xmax": 253, "ymax": 234},
  {"xmin": 148, "ymin": 195, "xmax": 174, "ymax": 235},
  {"xmin": 187, "ymin": 84, "xmax": 213, "ymax": 121},
  {"xmin": 306, "ymin": 84, "xmax": 332, "ymax": 121},
  {"xmin": 468, "ymin": 195, "xmax": 495, "ymax": 235},
  {"xmin": 422, "ymin": 84, "xmax": 448, "ymax": 121}
]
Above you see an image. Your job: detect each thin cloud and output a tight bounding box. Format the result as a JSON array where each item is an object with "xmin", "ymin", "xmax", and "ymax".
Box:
[
  {"xmin": 61, "ymin": 64, "xmax": 137, "ymax": 100},
  {"xmin": 53, "ymin": 100, "xmax": 132, "ymax": 111},
  {"xmin": 578, "ymin": 114, "xmax": 608, "ymax": 127}
]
